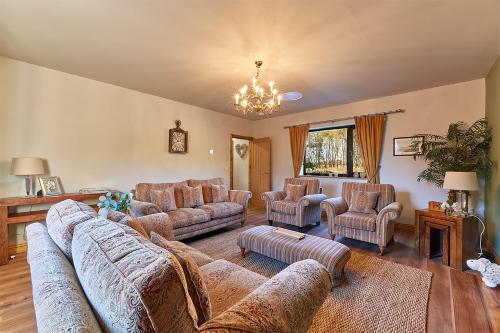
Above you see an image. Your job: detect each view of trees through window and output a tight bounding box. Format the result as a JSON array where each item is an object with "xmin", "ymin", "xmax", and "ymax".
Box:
[{"xmin": 303, "ymin": 125, "xmax": 365, "ymax": 177}]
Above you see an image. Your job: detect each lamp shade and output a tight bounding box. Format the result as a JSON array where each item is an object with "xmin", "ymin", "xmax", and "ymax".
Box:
[
  {"xmin": 11, "ymin": 157, "xmax": 45, "ymax": 176},
  {"xmin": 442, "ymin": 172, "xmax": 479, "ymax": 191}
]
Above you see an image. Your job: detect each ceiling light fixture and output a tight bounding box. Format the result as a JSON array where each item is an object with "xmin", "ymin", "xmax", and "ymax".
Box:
[{"xmin": 234, "ymin": 61, "xmax": 281, "ymax": 116}]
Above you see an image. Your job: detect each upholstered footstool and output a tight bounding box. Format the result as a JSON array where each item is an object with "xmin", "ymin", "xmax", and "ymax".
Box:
[{"xmin": 237, "ymin": 225, "xmax": 351, "ymax": 286}]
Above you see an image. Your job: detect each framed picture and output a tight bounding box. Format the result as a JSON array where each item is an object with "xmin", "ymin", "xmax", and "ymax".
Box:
[
  {"xmin": 39, "ymin": 176, "xmax": 64, "ymax": 196},
  {"xmin": 169, "ymin": 120, "xmax": 188, "ymax": 154},
  {"xmin": 393, "ymin": 136, "xmax": 424, "ymax": 156}
]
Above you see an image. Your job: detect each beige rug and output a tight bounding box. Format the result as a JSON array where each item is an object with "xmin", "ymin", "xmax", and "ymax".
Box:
[{"xmin": 188, "ymin": 226, "xmax": 432, "ymax": 333}]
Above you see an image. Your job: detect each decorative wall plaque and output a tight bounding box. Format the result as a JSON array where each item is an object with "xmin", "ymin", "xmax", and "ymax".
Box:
[{"xmin": 169, "ymin": 120, "xmax": 188, "ymax": 154}]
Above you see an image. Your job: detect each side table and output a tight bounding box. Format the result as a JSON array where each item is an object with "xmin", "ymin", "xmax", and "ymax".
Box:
[
  {"xmin": 415, "ymin": 209, "xmax": 479, "ymax": 270},
  {"xmin": 0, "ymin": 193, "xmax": 103, "ymax": 265}
]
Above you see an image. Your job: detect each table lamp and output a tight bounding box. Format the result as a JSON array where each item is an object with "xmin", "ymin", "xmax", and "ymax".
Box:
[
  {"xmin": 11, "ymin": 157, "xmax": 45, "ymax": 196},
  {"xmin": 443, "ymin": 171, "xmax": 479, "ymax": 214}
]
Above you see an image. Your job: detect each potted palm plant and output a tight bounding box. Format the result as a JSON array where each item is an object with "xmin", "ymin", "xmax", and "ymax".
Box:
[{"xmin": 412, "ymin": 118, "xmax": 493, "ymax": 211}]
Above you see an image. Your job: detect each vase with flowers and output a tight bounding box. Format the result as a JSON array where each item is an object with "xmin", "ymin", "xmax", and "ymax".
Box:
[{"xmin": 97, "ymin": 191, "xmax": 132, "ymax": 217}]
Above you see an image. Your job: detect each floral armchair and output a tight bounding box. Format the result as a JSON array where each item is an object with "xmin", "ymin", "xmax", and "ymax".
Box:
[
  {"xmin": 321, "ymin": 182, "xmax": 403, "ymax": 255},
  {"xmin": 262, "ymin": 177, "xmax": 327, "ymax": 232}
]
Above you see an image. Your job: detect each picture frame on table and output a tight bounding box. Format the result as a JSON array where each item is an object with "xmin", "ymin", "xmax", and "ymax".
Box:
[
  {"xmin": 393, "ymin": 136, "xmax": 424, "ymax": 156},
  {"xmin": 38, "ymin": 176, "xmax": 64, "ymax": 196}
]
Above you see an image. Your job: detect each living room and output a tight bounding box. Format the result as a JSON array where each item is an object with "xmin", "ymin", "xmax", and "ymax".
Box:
[{"xmin": 0, "ymin": 1, "xmax": 499, "ymax": 332}]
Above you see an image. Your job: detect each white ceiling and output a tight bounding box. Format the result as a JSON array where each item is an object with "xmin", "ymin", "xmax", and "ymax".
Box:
[{"xmin": 0, "ymin": 0, "xmax": 498, "ymax": 119}]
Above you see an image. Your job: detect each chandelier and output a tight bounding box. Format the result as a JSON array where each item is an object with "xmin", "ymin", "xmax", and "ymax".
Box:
[{"xmin": 234, "ymin": 61, "xmax": 281, "ymax": 116}]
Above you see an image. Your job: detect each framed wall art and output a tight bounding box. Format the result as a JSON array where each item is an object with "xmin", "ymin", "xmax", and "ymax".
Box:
[
  {"xmin": 39, "ymin": 176, "xmax": 64, "ymax": 196},
  {"xmin": 393, "ymin": 136, "xmax": 424, "ymax": 156},
  {"xmin": 169, "ymin": 120, "xmax": 188, "ymax": 154}
]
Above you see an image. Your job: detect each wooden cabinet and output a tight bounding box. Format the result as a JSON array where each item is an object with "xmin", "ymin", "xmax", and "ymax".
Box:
[
  {"xmin": 415, "ymin": 209, "xmax": 479, "ymax": 270},
  {"xmin": 0, "ymin": 193, "xmax": 102, "ymax": 265}
]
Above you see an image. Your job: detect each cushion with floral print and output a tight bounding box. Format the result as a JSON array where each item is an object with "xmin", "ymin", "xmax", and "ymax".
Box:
[
  {"xmin": 348, "ymin": 190, "xmax": 379, "ymax": 214},
  {"xmin": 284, "ymin": 184, "xmax": 306, "ymax": 201}
]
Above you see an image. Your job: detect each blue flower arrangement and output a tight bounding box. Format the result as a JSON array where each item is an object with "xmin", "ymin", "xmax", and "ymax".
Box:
[{"xmin": 97, "ymin": 192, "xmax": 131, "ymax": 212}]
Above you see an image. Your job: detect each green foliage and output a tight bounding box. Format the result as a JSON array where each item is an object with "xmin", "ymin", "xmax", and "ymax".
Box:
[
  {"xmin": 413, "ymin": 118, "xmax": 493, "ymax": 187},
  {"xmin": 97, "ymin": 191, "xmax": 131, "ymax": 212}
]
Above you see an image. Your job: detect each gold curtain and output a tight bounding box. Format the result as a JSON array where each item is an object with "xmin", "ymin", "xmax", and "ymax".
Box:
[
  {"xmin": 354, "ymin": 114, "xmax": 386, "ymax": 184},
  {"xmin": 289, "ymin": 124, "xmax": 310, "ymax": 177}
]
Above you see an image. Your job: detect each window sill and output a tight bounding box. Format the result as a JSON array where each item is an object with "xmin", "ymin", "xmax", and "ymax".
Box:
[{"xmin": 301, "ymin": 175, "xmax": 368, "ymax": 181}]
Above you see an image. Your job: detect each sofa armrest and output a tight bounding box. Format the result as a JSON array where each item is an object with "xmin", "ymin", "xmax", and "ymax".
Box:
[
  {"xmin": 261, "ymin": 190, "xmax": 287, "ymax": 202},
  {"xmin": 199, "ymin": 259, "xmax": 331, "ymax": 333},
  {"xmin": 320, "ymin": 197, "xmax": 348, "ymax": 221},
  {"xmin": 229, "ymin": 190, "xmax": 252, "ymax": 208},
  {"xmin": 136, "ymin": 213, "xmax": 174, "ymax": 241},
  {"xmin": 298, "ymin": 194, "xmax": 327, "ymax": 208},
  {"xmin": 261, "ymin": 191, "xmax": 287, "ymax": 220},
  {"xmin": 377, "ymin": 202, "xmax": 403, "ymax": 224},
  {"xmin": 130, "ymin": 199, "xmax": 161, "ymax": 217}
]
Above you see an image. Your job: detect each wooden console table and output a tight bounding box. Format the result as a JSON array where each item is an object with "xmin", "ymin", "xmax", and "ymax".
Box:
[
  {"xmin": 415, "ymin": 209, "xmax": 479, "ymax": 270},
  {"xmin": 0, "ymin": 193, "xmax": 103, "ymax": 265}
]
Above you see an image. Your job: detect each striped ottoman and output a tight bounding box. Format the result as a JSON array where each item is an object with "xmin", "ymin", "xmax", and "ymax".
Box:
[{"xmin": 237, "ymin": 225, "xmax": 351, "ymax": 286}]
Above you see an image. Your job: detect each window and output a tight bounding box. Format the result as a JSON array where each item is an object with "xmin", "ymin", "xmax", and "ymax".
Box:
[{"xmin": 303, "ymin": 125, "xmax": 365, "ymax": 177}]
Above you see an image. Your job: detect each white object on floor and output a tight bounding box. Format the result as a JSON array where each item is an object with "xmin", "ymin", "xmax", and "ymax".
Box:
[
  {"xmin": 272, "ymin": 227, "xmax": 306, "ymax": 240},
  {"xmin": 467, "ymin": 258, "xmax": 500, "ymax": 288}
]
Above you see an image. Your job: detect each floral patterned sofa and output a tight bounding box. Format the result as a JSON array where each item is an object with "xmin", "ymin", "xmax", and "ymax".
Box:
[
  {"xmin": 27, "ymin": 199, "xmax": 332, "ymax": 333},
  {"xmin": 131, "ymin": 178, "xmax": 252, "ymax": 240}
]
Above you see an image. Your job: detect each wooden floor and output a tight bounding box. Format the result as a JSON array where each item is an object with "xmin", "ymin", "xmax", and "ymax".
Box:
[{"xmin": 0, "ymin": 208, "xmax": 498, "ymax": 333}]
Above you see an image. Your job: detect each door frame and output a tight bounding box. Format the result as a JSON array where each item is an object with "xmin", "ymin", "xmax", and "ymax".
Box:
[{"xmin": 229, "ymin": 134, "xmax": 254, "ymax": 190}]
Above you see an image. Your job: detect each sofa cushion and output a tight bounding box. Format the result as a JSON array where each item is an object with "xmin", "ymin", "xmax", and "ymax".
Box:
[
  {"xmin": 168, "ymin": 208, "xmax": 211, "ymax": 228},
  {"xmin": 26, "ymin": 223, "xmax": 103, "ymax": 333},
  {"xmin": 152, "ymin": 234, "xmax": 212, "ymax": 326},
  {"xmin": 150, "ymin": 188, "xmax": 177, "ymax": 212},
  {"xmin": 188, "ymin": 178, "xmax": 224, "ymax": 203},
  {"xmin": 198, "ymin": 202, "xmax": 244, "ymax": 219},
  {"xmin": 284, "ymin": 184, "xmax": 306, "ymax": 201},
  {"xmin": 72, "ymin": 218, "xmax": 198, "ymax": 333},
  {"xmin": 342, "ymin": 182, "xmax": 395, "ymax": 212},
  {"xmin": 211, "ymin": 184, "xmax": 229, "ymax": 203},
  {"xmin": 135, "ymin": 181, "xmax": 187, "ymax": 208},
  {"xmin": 283, "ymin": 177, "xmax": 319, "ymax": 195},
  {"xmin": 199, "ymin": 259, "xmax": 268, "ymax": 317},
  {"xmin": 150, "ymin": 233, "xmax": 214, "ymax": 267},
  {"xmin": 348, "ymin": 190, "xmax": 379, "ymax": 214},
  {"xmin": 46, "ymin": 199, "xmax": 98, "ymax": 260},
  {"xmin": 271, "ymin": 200, "xmax": 298, "ymax": 215},
  {"xmin": 182, "ymin": 185, "xmax": 205, "ymax": 208},
  {"xmin": 335, "ymin": 211, "xmax": 377, "ymax": 232}
]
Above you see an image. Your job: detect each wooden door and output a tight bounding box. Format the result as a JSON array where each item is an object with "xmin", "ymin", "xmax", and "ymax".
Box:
[{"xmin": 249, "ymin": 137, "xmax": 271, "ymax": 208}]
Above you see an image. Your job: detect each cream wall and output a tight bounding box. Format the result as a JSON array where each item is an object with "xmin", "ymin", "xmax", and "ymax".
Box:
[
  {"xmin": 253, "ymin": 80, "xmax": 486, "ymax": 225},
  {"xmin": 486, "ymin": 56, "xmax": 500, "ymax": 254},
  {"xmin": 0, "ymin": 56, "xmax": 252, "ymax": 242},
  {"xmin": 232, "ymin": 138, "xmax": 250, "ymax": 191}
]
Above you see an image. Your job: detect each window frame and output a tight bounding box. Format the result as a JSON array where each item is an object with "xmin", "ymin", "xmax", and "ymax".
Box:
[{"xmin": 302, "ymin": 124, "xmax": 359, "ymax": 178}]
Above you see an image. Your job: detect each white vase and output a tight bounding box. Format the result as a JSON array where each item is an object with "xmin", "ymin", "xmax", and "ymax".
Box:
[{"xmin": 98, "ymin": 208, "xmax": 109, "ymax": 218}]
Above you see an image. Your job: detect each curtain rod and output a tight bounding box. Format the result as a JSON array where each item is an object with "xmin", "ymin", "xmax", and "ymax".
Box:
[{"xmin": 283, "ymin": 108, "xmax": 405, "ymax": 129}]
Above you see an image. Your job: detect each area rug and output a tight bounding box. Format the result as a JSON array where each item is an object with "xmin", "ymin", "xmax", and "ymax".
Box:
[{"xmin": 188, "ymin": 226, "xmax": 432, "ymax": 333}]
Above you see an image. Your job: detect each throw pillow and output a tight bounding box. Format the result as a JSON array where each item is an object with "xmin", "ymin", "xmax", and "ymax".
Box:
[
  {"xmin": 211, "ymin": 184, "xmax": 229, "ymax": 203},
  {"xmin": 182, "ymin": 185, "xmax": 204, "ymax": 208},
  {"xmin": 284, "ymin": 184, "xmax": 306, "ymax": 201},
  {"xmin": 150, "ymin": 188, "xmax": 177, "ymax": 212},
  {"xmin": 150, "ymin": 232, "xmax": 212, "ymax": 326},
  {"xmin": 127, "ymin": 219, "xmax": 150, "ymax": 239},
  {"xmin": 348, "ymin": 190, "xmax": 379, "ymax": 214}
]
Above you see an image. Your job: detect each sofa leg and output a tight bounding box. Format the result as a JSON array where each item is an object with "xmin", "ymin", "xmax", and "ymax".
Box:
[
  {"xmin": 268, "ymin": 220, "xmax": 273, "ymax": 226},
  {"xmin": 299, "ymin": 227, "xmax": 304, "ymax": 233},
  {"xmin": 240, "ymin": 247, "xmax": 246, "ymax": 258},
  {"xmin": 240, "ymin": 220, "xmax": 245, "ymax": 227},
  {"xmin": 378, "ymin": 246, "xmax": 385, "ymax": 256},
  {"xmin": 316, "ymin": 221, "xmax": 321, "ymax": 226},
  {"xmin": 330, "ymin": 234, "xmax": 336, "ymax": 240}
]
